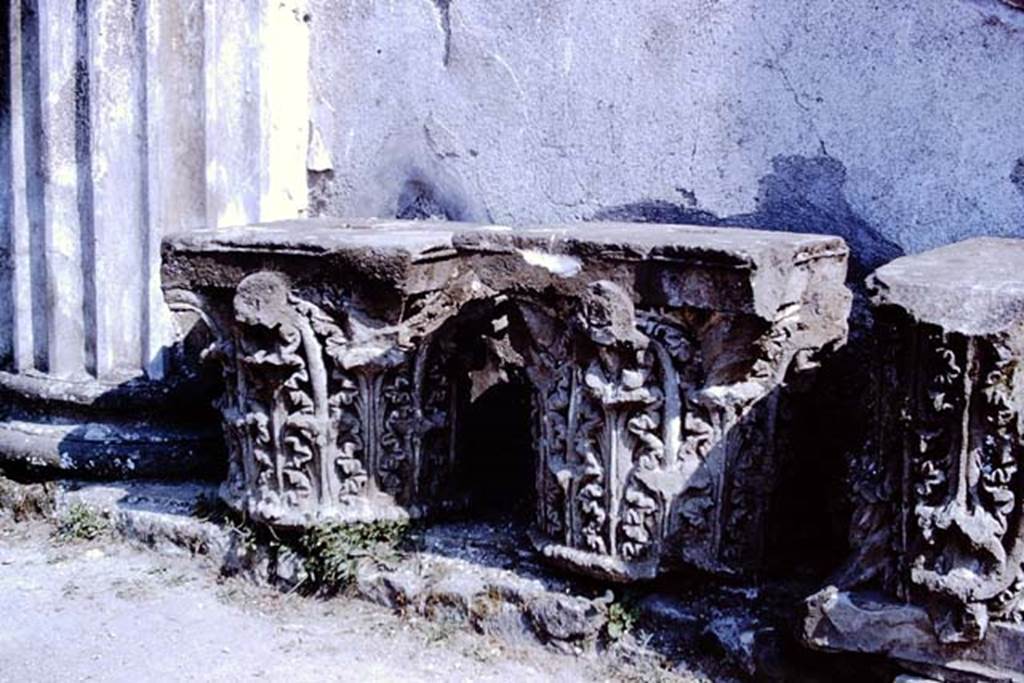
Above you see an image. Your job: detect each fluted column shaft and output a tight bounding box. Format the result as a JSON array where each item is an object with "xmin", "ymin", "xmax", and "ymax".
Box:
[{"xmin": 0, "ymin": 0, "xmax": 312, "ymax": 477}]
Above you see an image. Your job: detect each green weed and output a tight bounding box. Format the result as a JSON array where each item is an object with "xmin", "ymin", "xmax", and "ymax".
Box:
[
  {"xmin": 53, "ymin": 503, "xmax": 110, "ymax": 542},
  {"xmin": 605, "ymin": 598, "xmax": 640, "ymax": 641},
  {"xmin": 298, "ymin": 520, "xmax": 410, "ymax": 593}
]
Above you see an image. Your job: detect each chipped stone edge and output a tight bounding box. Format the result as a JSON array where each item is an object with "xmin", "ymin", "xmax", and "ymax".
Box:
[{"xmin": 802, "ymin": 587, "xmax": 1024, "ymax": 683}]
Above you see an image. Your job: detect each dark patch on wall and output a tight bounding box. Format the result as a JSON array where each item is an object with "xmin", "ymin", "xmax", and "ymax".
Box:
[
  {"xmin": 396, "ymin": 173, "xmax": 466, "ymax": 221},
  {"xmin": 743, "ymin": 156, "xmax": 904, "ymax": 278},
  {"xmin": 595, "ymin": 199, "xmax": 722, "ymax": 227},
  {"xmin": 431, "ymin": 0, "xmax": 453, "ymax": 66},
  {"xmin": 593, "ymin": 155, "xmax": 903, "ymax": 280},
  {"xmin": 1012, "ymin": 157, "xmax": 1024, "ymax": 199},
  {"xmin": 307, "ymin": 170, "xmax": 337, "ymax": 218}
]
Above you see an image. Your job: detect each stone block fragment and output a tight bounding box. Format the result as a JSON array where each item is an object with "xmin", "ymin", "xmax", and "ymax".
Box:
[{"xmin": 803, "ymin": 238, "xmax": 1024, "ymax": 680}]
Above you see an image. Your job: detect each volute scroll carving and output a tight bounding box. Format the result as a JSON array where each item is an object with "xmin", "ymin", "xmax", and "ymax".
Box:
[{"xmin": 188, "ymin": 270, "xmax": 463, "ymax": 527}]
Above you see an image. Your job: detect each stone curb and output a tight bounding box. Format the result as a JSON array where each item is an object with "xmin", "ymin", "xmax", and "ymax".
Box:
[{"xmin": 0, "ymin": 474, "xmax": 880, "ymax": 680}]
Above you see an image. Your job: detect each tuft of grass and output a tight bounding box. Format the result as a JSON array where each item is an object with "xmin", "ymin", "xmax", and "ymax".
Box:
[
  {"xmin": 469, "ymin": 585, "xmax": 505, "ymax": 624},
  {"xmin": 605, "ymin": 598, "xmax": 640, "ymax": 642},
  {"xmin": 298, "ymin": 520, "xmax": 410, "ymax": 593},
  {"xmin": 53, "ymin": 503, "xmax": 111, "ymax": 542}
]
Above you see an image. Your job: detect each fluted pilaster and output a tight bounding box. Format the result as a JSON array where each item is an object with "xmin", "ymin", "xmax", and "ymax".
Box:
[{"xmin": 0, "ymin": 0, "xmax": 312, "ymax": 477}]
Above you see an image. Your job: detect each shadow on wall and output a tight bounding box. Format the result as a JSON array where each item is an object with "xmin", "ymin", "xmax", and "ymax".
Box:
[
  {"xmin": 1012, "ymin": 156, "xmax": 1024, "ymax": 201},
  {"xmin": 396, "ymin": 172, "xmax": 468, "ymax": 221},
  {"xmin": 593, "ymin": 154, "xmax": 904, "ymax": 281}
]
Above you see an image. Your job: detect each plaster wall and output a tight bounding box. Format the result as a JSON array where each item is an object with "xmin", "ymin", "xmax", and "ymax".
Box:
[{"xmin": 306, "ymin": 0, "xmax": 1024, "ymax": 274}]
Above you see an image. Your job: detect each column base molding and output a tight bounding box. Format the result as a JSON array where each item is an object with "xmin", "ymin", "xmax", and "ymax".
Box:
[{"xmin": 0, "ymin": 371, "xmax": 222, "ymax": 480}]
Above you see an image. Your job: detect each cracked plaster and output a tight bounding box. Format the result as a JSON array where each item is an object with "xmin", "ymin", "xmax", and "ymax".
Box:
[{"xmin": 305, "ymin": 0, "xmax": 1024, "ymax": 262}]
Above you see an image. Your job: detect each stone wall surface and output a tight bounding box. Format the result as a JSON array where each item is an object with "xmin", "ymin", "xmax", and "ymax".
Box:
[{"xmin": 306, "ymin": 0, "xmax": 1024, "ymax": 272}]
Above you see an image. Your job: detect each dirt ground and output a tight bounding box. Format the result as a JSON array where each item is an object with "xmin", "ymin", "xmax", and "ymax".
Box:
[{"xmin": 0, "ymin": 521, "xmax": 687, "ymax": 683}]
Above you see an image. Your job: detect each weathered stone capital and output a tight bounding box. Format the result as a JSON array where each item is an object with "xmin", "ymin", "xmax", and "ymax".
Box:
[
  {"xmin": 163, "ymin": 218, "xmax": 851, "ymax": 580},
  {"xmin": 806, "ymin": 237, "xmax": 1024, "ymax": 678}
]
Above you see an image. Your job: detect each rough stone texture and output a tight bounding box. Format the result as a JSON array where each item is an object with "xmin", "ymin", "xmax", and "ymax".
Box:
[
  {"xmin": 304, "ymin": 0, "xmax": 1024, "ymax": 270},
  {"xmin": 868, "ymin": 237, "xmax": 1024, "ymax": 337},
  {"xmin": 0, "ymin": 475, "xmax": 229, "ymax": 557},
  {"xmin": 55, "ymin": 480, "xmax": 229, "ymax": 557},
  {"xmin": 162, "ymin": 218, "xmax": 850, "ymax": 581},
  {"xmin": 0, "ymin": 472, "xmax": 54, "ymax": 520},
  {"xmin": 350, "ymin": 524, "xmax": 609, "ymax": 655},
  {"xmin": 803, "ymin": 238, "xmax": 1024, "ymax": 679},
  {"xmin": 804, "ymin": 588, "xmax": 1024, "ymax": 683}
]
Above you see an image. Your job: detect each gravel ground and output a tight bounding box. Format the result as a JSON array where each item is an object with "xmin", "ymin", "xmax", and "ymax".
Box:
[{"xmin": 0, "ymin": 522, "xmax": 681, "ymax": 683}]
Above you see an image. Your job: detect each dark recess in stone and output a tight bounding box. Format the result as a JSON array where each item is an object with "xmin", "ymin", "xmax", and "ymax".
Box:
[
  {"xmin": 459, "ymin": 381, "xmax": 536, "ymax": 519},
  {"xmin": 396, "ymin": 175, "xmax": 466, "ymax": 221}
]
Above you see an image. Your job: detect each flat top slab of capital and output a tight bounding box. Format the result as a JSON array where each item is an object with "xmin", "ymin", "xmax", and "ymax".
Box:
[
  {"xmin": 165, "ymin": 219, "xmax": 848, "ymax": 267},
  {"xmin": 164, "ymin": 218, "xmax": 490, "ymax": 258},
  {"xmin": 869, "ymin": 237, "xmax": 1024, "ymax": 336},
  {"xmin": 454, "ymin": 221, "xmax": 848, "ymax": 268}
]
